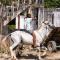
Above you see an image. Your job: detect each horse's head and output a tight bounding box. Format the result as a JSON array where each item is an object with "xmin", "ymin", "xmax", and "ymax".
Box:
[
  {"xmin": 42, "ymin": 20, "xmax": 49, "ymax": 25},
  {"xmin": 42, "ymin": 20, "xmax": 55, "ymax": 29}
]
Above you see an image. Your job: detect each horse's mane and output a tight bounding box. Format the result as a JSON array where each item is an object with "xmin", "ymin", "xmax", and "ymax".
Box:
[
  {"xmin": 20, "ymin": 29, "xmax": 32, "ymax": 35},
  {"xmin": 11, "ymin": 29, "xmax": 32, "ymax": 35}
]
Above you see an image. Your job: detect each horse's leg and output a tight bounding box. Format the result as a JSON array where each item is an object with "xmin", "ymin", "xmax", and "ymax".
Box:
[
  {"xmin": 36, "ymin": 47, "xmax": 42, "ymax": 60},
  {"xmin": 10, "ymin": 36, "xmax": 21, "ymax": 60},
  {"xmin": 10, "ymin": 43, "xmax": 18, "ymax": 60},
  {"xmin": 41, "ymin": 47, "xmax": 47, "ymax": 56},
  {"xmin": 36, "ymin": 46, "xmax": 47, "ymax": 60}
]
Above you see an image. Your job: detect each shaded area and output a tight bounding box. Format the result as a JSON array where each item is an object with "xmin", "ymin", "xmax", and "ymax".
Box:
[{"xmin": 17, "ymin": 54, "xmax": 38, "ymax": 60}]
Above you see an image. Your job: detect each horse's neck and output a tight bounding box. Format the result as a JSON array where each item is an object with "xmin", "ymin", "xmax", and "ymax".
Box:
[{"xmin": 38, "ymin": 26, "xmax": 45, "ymax": 32}]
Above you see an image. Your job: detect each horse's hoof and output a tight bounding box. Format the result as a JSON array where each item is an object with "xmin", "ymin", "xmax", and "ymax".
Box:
[
  {"xmin": 11, "ymin": 57, "xmax": 18, "ymax": 60},
  {"xmin": 41, "ymin": 51, "xmax": 47, "ymax": 57},
  {"xmin": 38, "ymin": 57, "xmax": 44, "ymax": 60}
]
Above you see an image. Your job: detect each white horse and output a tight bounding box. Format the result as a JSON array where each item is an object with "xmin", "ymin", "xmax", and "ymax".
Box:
[{"xmin": 2, "ymin": 21, "xmax": 53, "ymax": 60}]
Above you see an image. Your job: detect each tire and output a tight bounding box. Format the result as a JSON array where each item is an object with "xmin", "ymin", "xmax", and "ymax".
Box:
[{"xmin": 47, "ymin": 41, "xmax": 56, "ymax": 52}]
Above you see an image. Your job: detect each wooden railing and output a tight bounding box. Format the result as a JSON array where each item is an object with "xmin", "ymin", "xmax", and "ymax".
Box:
[{"xmin": 3, "ymin": 3, "xmax": 31, "ymax": 26}]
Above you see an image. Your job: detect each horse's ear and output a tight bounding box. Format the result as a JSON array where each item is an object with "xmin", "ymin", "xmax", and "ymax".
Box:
[{"xmin": 42, "ymin": 21, "xmax": 45, "ymax": 23}]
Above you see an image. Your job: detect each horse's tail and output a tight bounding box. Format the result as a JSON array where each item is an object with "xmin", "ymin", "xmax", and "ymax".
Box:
[
  {"xmin": 1, "ymin": 33, "xmax": 11, "ymax": 53},
  {"xmin": 2, "ymin": 33, "xmax": 11, "ymax": 42}
]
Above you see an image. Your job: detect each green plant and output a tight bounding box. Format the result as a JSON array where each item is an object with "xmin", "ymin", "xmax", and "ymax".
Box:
[{"xmin": 8, "ymin": 25, "xmax": 15, "ymax": 31}]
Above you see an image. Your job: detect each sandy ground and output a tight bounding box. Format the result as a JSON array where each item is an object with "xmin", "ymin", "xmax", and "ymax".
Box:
[
  {"xmin": 0, "ymin": 51, "xmax": 60, "ymax": 60},
  {"xmin": 0, "ymin": 46, "xmax": 60, "ymax": 60},
  {"xmin": 45, "ymin": 51, "xmax": 60, "ymax": 60}
]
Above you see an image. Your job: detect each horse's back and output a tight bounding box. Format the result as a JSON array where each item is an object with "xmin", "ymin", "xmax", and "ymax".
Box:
[
  {"xmin": 10, "ymin": 29, "xmax": 33, "ymax": 44},
  {"xmin": 20, "ymin": 31, "xmax": 33, "ymax": 44},
  {"xmin": 11, "ymin": 29, "xmax": 32, "ymax": 35}
]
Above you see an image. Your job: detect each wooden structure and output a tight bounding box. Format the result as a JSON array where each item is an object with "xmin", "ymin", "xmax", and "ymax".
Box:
[
  {"xmin": 2, "ymin": 0, "xmax": 60, "ymax": 34},
  {"xmin": 1, "ymin": 0, "xmax": 43, "ymax": 34}
]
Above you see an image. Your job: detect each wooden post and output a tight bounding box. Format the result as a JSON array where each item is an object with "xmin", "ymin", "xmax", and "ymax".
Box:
[
  {"xmin": 17, "ymin": 0, "xmax": 19, "ymax": 8},
  {"xmin": 35, "ymin": 0, "xmax": 38, "ymax": 4},
  {"xmin": 1, "ymin": 19, "xmax": 2, "ymax": 34},
  {"xmin": 18, "ymin": 15, "xmax": 20, "ymax": 29},
  {"xmin": 24, "ymin": 0, "xmax": 26, "ymax": 4},
  {"xmin": 38, "ymin": 8, "xmax": 41, "ymax": 28},
  {"xmin": 29, "ymin": 0, "xmax": 32, "ymax": 4},
  {"xmin": 38, "ymin": 8, "xmax": 44, "ymax": 28}
]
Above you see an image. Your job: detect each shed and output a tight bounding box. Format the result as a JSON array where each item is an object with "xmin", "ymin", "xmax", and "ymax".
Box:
[{"xmin": 53, "ymin": 11, "xmax": 60, "ymax": 27}]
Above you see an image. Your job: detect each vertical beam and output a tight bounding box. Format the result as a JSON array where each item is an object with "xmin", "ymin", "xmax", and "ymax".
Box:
[
  {"xmin": 24, "ymin": 0, "xmax": 26, "ymax": 4},
  {"xmin": 29, "ymin": 0, "xmax": 32, "ymax": 4},
  {"xmin": 38, "ymin": 8, "xmax": 41, "ymax": 28},
  {"xmin": 17, "ymin": 0, "xmax": 19, "ymax": 8},
  {"xmin": 42, "ymin": 0, "xmax": 44, "ymax": 21},
  {"xmin": 38, "ymin": 8, "xmax": 44, "ymax": 28},
  {"xmin": 35, "ymin": 0, "xmax": 38, "ymax": 4},
  {"xmin": 18, "ymin": 15, "xmax": 20, "ymax": 29},
  {"xmin": 1, "ymin": 19, "xmax": 2, "ymax": 34},
  {"xmin": 16, "ymin": 15, "xmax": 18, "ymax": 29}
]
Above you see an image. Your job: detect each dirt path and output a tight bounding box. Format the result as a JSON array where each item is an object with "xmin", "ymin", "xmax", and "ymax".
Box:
[
  {"xmin": 0, "ymin": 50, "xmax": 60, "ymax": 60},
  {"xmin": 45, "ymin": 51, "xmax": 60, "ymax": 60}
]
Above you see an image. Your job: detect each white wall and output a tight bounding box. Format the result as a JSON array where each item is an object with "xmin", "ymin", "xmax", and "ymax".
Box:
[{"xmin": 53, "ymin": 12, "xmax": 60, "ymax": 27}]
